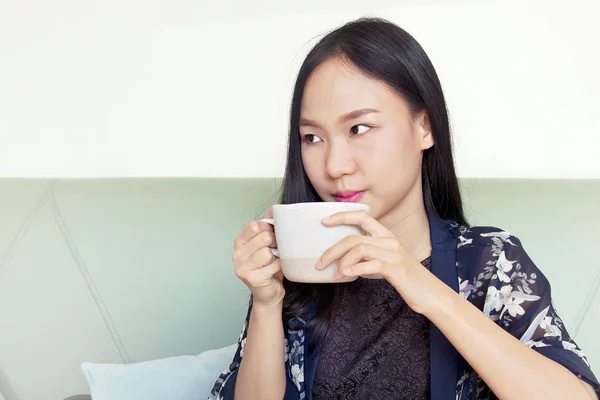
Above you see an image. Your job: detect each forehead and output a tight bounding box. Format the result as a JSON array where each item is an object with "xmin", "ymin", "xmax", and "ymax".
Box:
[{"xmin": 300, "ymin": 57, "xmax": 405, "ymax": 120}]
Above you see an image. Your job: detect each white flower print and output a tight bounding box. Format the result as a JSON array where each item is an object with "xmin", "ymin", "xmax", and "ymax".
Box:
[
  {"xmin": 501, "ymin": 297, "xmax": 526, "ymax": 318},
  {"xmin": 290, "ymin": 339, "xmax": 303, "ymax": 358},
  {"xmin": 496, "ymin": 251, "xmax": 515, "ymax": 283},
  {"xmin": 291, "ymin": 364, "xmax": 304, "ymax": 391},
  {"xmin": 540, "ymin": 316, "xmax": 562, "ymax": 338},
  {"xmin": 285, "ymin": 329, "xmax": 306, "ymax": 397},
  {"xmin": 239, "ymin": 338, "xmax": 247, "ymax": 357},
  {"xmin": 520, "ymin": 306, "xmax": 549, "ymax": 343},
  {"xmin": 458, "ymin": 278, "xmax": 474, "ymax": 299},
  {"xmin": 523, "ymin": 339, "xmax": 551, "ymax": 349},
  {"xmin": 480, "ymin": 231, "xmax": 517, "ymax": 246},
  {"xmin": 562, "ymin": 341, "xmax": 591, "ymax": 367},
  {"xmin": 214, "ymin": 225, "xmax": 600, "ymax": 400},
  {"xmin": 484, "ymin": 285, "xmax": 512, "ymax": 316},
  {"xmin": 237, "ymin": 320, "xmax": 247, "ymax": 343},
  {"xmin": 458, "ymin": 235, "xmax": 473, "ymax": 248}
]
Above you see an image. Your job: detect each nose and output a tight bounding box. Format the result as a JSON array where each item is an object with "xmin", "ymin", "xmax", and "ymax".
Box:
[{"xmin": 325, "ymin": 139, "xmax": 356, "ymax": 179}]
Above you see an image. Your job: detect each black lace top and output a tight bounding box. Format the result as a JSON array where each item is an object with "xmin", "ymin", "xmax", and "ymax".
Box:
[{"xmin": 312, "ymin": 257, "xmax": 432, "ymax": 400}]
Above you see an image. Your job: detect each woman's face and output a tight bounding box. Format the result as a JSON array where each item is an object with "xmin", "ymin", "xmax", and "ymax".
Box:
[{"xmin": 299, "ymin": 57, "xmax": 434, "ymax": 224}]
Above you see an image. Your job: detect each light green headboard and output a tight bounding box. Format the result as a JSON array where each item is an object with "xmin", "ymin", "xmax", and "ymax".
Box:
[{"xmin": 0, "ymin": 178, "xmax": 598, "ymax": 399}]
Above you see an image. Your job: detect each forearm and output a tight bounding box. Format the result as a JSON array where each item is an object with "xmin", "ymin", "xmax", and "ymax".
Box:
[
  {"xmin": 423, "ymin": 275, "xmax": 595, "ymax": 400},
  {"xmin": 235, "ymin": 301, "xmax": 286, "ymax": 400}
]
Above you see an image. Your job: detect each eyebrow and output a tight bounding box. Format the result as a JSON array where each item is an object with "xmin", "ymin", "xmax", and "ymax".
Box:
[{"xmin": 299, "ymin": 108, "xmax": 380, "ymax": 128}]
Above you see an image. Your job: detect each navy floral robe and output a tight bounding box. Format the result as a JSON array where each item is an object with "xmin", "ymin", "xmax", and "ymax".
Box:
[{"xmin": 210, "ymin": 215, "xmax": 599, "ymax": 399}]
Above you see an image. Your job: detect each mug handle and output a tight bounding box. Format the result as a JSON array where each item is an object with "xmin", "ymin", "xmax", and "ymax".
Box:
[{"xmin": 260, "ymin": 218, "xmax": 279, "ymax": 257}]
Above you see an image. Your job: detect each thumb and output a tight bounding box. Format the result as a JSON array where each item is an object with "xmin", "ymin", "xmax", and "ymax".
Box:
[
  {"xmin": 274, "ymin": 269, "xmax": 284, "ymax": 282},
  {"xmin": 273, "ymin": 269, "xmax": 283, "ymax": 283}
]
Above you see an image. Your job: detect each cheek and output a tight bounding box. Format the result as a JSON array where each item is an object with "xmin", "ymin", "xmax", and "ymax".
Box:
[
  {"xmin": 365, "ymin": 127, "xmax": 421, "ymax": 176},
  {"xmin": 301, "ymin": 149, "xmax": 326, "ymax": 187}
]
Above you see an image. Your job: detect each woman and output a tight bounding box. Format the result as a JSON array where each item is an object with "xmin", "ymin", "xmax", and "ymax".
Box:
[{"xmin": 210, "ymin": 18, "xmax": 599, "ymax": 399}]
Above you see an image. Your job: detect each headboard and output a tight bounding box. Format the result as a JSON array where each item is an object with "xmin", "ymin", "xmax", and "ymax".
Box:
[{"xmin": 0, "ymin": 178, "xmax": 598, "ymax": 399}]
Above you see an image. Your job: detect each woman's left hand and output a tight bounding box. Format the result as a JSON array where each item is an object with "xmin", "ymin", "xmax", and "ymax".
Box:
[{"xmin": 316, "ymin": 209, "xmax": 439, "ymax": 315}]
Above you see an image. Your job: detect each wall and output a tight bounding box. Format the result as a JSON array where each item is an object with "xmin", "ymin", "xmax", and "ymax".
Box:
[
  {"xmin": 1, "ymin": 0, "xmax": 599, "ymax": 178},
  {"xmin": 0, "ymin": 178, "xmax": 599, "ymax": 400},
  {"xmin": 1, "ymin": 1, "xmax": 599, "ymax": 398}
]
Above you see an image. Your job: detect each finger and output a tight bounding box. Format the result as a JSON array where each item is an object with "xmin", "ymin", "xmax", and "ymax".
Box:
[
  {"xmin": 319, "ymin": 235, "xmax": 398, "ymax": 270},
  {"xmin": 265, "ymin": 206, "xmax": 274, "ymax": 219},
  {"xmin": 247, "ymin": 244, "xmax": 277, "ymax": 270},
  {"xmin": 337, "ymin": 243, "xmax": 396, "ymax": 277},
  {"xmin": 321, "ymin": 210, "xmax": 392, "ymax": 238},
  {"xmin": 342, "ymin": 260, "xmax": 385, "ymax": 277},
  {"xmin": 234, "ymin": 234, "xmax": 276, "ymax": 269},
  {"xmin": 236, "ymin": 247, "xmax": 275, "ymax": 278},
  {"xmin": 246, "ymin": 260, "xmax": 282, "ymax": 287},
  {"xmin": 317, "ymin": 235, "xmax": 379, "ymax": 270},
  {"xmin": 274, "ymin": 269, "xmax": 284, "ymax": 282},
  {"xmin": 237, "ymin": 227, "xmax": 277, "ymax": 260},
  {"xmin": 337, "ymin": 243, "xmax": 374, "ymax": 271},
  {"xmin": 235, "ymin": 221, "xmax": 275, "ymax": 250}
]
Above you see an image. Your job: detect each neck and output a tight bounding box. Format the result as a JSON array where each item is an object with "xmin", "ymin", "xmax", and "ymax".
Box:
[{"xmin": 378, "ymin": 182, "xmax": 432, "ymax": 262}]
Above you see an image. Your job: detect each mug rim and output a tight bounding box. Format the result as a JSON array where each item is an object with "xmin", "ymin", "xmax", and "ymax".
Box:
[{"xmin": 273, "ymin": 201, "xmax": 370, "ymax": 210}]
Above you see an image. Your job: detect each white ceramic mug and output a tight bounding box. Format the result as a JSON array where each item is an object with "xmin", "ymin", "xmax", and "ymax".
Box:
[{"xmin": 261, "ymin": 202, "xmax": 371, "ymax": 283}]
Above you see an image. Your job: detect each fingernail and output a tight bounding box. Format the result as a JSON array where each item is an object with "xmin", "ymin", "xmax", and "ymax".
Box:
[
  {"xmin": 315, "ymin": 259, "xmax": 322, "ymax": 269},
  {"xmin": 343, "ymin": 268, "xmax": 352, "ymax": 276},
  {"xmin": 321, "ymin": 216, "xmax": 331, "ymax": 223}
]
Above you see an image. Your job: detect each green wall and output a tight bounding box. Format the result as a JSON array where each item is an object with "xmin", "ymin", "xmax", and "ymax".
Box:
[{"xmin": 0, "ymin": 178, "xmax": 598, "ymax": 399}]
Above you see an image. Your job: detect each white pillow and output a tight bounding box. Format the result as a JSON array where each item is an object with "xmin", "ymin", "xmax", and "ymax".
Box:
[{"xmin": 81, "ymin": 344, "xmax": 237, "ymax": 400}]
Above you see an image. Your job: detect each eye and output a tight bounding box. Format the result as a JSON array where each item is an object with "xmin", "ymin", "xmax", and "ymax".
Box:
[
  {"xmin": 350, "ymin": 124, "xmax": 370, "ymax": 135},
  {"xmin": 302, "ymin": 134, "xmax": 323, "ymax": 144}
]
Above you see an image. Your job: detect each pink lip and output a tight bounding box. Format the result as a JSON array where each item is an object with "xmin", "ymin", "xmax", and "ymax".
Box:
[{"xmin": 335, "ymin": 191, "xmax": 364, "ymax": 203}]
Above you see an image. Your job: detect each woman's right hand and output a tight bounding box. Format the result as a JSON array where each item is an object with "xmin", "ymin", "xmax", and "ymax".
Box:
[{"xmin": 233, "ymin": 208, "xmax": 285, "ymax": 307}]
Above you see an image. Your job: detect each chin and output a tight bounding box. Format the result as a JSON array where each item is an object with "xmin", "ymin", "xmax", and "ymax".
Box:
[{"xmin": 368, "ymin": 201, "xmax": 399, "ymax": 223}]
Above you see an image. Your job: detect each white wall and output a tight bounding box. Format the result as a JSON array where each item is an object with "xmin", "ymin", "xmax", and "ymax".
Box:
[{"xmin": 0, "ymin": 0, "xmax": 598, "ymax": 178}]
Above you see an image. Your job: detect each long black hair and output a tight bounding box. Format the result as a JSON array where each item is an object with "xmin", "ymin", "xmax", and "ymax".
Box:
[{"xmin": 280, "ymin": 17, "xmax": 467, "ymax": 351}]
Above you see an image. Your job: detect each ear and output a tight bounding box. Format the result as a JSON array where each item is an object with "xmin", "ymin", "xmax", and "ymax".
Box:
[{"xmin": 417, "ymin": 111, "xmax": 434, "ymax": 150}]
